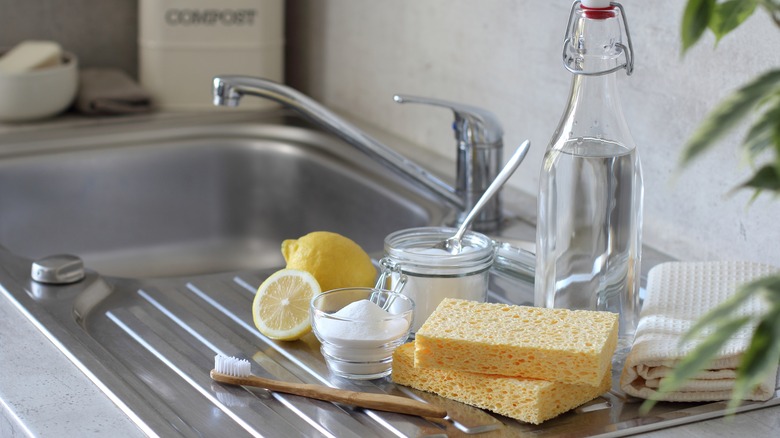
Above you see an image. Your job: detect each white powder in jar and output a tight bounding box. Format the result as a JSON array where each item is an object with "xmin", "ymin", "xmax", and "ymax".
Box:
[
  {"xmin": 400, "ymin": 271, "xmax": 488, "ymax": 333},
  {"xmin": 393, "ymin": 247, "xmax": 489, "ymax": 333},
  {"xmin": 381, "ymin": 228, "xmax": 495, "ymax": 335}
]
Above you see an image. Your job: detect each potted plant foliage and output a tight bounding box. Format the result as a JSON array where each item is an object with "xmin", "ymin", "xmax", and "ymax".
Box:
[{"xmin": 643, "ymin": 0, "xmax": 780, "ymax": 413}]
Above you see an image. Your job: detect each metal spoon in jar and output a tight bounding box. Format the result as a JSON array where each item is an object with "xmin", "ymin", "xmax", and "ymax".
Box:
[{"xmin": 433, "ymin": 139, "xmax": 531, "ymax": 254}]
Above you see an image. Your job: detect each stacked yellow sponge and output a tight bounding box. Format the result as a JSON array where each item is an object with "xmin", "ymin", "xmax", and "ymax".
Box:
[
  {"xmin": 393, "ymin": 343, "xmax": 610, "ymax": 424},
  {"xmin": 415, "ymin": 298, "xmax": 618, "ymax": 386},
  {"xmin": 391, "ymin": 298, "xmax": 618, "ymax": 424}
]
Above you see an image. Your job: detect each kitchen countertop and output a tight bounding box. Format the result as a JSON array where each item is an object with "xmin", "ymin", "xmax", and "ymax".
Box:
[{"xmin": 1, "ymin": 112, "xmax": 778, "ymax": 437}]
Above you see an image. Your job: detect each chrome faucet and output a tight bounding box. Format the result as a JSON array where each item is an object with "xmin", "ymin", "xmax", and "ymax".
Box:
[
  {"xmin": 212, "ymin": 76, "xmax": 506, "ymax": 231},
  {"xmin": 392, "ymin": 95, "xmax": 505, "ymax": 231}
]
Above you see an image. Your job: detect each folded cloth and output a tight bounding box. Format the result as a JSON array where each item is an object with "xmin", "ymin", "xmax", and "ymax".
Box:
[
  {"xmin": 76, "ymin": 68, "xmax": 153, "ymax": 115},
  {"xmin": 620, "ymin": 261, "xmax": 779, "ymax": 402}
]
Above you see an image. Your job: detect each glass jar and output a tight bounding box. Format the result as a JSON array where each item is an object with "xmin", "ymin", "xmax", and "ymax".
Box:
[{"xmin": 378, "ymin": 227, "xmax": 496, "ymax": 334}]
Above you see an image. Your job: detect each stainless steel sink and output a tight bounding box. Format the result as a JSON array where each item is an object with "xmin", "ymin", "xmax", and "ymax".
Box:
[
  {"xmin": 0, "ymin": 112, "xmax": 450, "ymax": 278},
  {"xmin": 1, "ymin": 111, "xmax": 775, "ymax": 437}
]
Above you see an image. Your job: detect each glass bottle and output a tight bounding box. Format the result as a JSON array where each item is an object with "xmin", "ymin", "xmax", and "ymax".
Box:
[{"xmin": 534, "ymin": 0, "xmax": 642, "ymax": 361}]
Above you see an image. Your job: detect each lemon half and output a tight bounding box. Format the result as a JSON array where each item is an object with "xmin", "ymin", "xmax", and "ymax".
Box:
[
  {"xmin": 282, "ymin": 231, "xmax": 376, "ymax": 292},
  {"xmin": 252, "ymin": 269, "xmax": 321, "ymax": 341}
]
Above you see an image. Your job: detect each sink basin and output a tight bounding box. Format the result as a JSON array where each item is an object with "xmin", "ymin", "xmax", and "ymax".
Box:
[{"xmin": 0, "ymin": 112, "xmax": 451, "ymax": 278}]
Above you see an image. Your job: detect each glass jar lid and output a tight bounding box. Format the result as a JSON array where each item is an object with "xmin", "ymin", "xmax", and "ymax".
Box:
[{"xmin": 383, "ymin": 227, "xmax": 496, "ymax": 276}]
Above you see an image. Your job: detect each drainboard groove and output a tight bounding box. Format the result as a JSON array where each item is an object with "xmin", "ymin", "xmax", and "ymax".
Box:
[
  {"xmin": 137, "ymin": 289, "xmax": 223, "ymax": 354},
  {"xmin": 184, "ymin": 274, "xmax": 439, "ymax": 436},
  {"xmin": 108, "ymin": 302, "xmax": 374, "ymax": 436},
  {"xmin": 124, "ymin": 280, "xmax": 383, "ymax": 437},
  {"xmin": 232, "ymin": 274, "xmax": 260, "ymax": 295},
  {"xmin": 185, "ymin": 279, "xmax": 333, "ymax": 384},
  {"xmin": 106, "ymin": 309, "xmax": 270, "ymax": 436}
]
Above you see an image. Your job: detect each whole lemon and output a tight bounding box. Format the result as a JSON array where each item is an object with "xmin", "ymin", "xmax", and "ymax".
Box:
[{"xmin": 282, "ymin": 231, "xmax": 376, "ymax": 292}]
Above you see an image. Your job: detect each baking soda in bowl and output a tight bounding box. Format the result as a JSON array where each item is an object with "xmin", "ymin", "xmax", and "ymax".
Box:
[
  {"xmin": 311, "ymin": 289, "xmax": 414, "ymax": 380},
  {"xmin": 318, "ymin": 300, "xmax": 409, "ymax": 348}
]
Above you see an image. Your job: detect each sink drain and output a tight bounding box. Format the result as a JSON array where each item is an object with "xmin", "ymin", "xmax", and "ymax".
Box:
[{"xmin": 31, "ymin": 254, "xmax": 85, "ymax": 284}]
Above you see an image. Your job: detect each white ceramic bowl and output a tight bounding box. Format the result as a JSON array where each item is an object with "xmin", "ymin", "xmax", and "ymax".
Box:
[{"xmin": 0, "ymin": 51, "xmax": 78, "ymax": 122}]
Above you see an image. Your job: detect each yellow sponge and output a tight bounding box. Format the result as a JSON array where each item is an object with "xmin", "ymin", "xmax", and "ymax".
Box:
[
  {"xmin": 414, "ymin": 298, "xmax": 618, "ymax": 386},
  {"xmin": 392, "ymin": 342, "xmax": 610, "ymax": 425}
]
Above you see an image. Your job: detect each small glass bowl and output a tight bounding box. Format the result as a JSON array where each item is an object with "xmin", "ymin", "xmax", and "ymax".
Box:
[{"xmin": 310, "ymin": 287, "xmax": 414, "ymax": 380}]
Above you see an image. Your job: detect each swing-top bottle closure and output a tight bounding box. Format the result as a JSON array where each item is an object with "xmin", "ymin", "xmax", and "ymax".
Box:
[{"xmin": 563, "ymin": 0, "xmax": 634, "ymax": 76}]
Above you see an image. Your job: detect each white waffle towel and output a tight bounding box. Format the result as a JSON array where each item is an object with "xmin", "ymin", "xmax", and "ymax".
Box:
[{"xmin": 620, "ymin": 261, "xmax": 779, "ymax": 402}]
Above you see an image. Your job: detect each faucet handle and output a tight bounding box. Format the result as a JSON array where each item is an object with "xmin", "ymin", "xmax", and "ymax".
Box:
[
  {"xmin": 393, "ymin": 94, "xmax": 504, "ymax": 146},
  {"xmin": 394, "ymin": 94, "xmax": 506, "ymax": 232}
]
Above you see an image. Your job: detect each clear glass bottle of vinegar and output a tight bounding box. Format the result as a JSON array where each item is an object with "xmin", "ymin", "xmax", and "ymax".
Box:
[{"xmin": 535, "ymin": 0, "xmax": 642, "ymax": 361}]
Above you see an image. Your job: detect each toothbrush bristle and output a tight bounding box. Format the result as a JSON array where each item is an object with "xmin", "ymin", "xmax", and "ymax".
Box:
[{"xmin": 215, "ymin": 354, "xmax": 251, "ymax": 377}]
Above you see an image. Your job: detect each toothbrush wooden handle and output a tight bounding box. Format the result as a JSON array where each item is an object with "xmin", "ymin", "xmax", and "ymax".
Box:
[{"xmin": 211, "ymin": 371, "xmax": 446, "ymax": 418}]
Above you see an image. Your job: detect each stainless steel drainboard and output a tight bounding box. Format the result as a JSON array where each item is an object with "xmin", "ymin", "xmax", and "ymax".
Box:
[{"xmin": 4, "ymin": 247, "xmax": 778, "ymax": 437}]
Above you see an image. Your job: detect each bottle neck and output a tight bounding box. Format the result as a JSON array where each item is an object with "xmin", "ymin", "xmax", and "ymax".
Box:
[
  {"xmin": 570, "ymin": 70, "xmax": 623, "ymax": 120},
  {"xmin": 550, "ymin": 1, "xmax": 636, "ymax": 152},
  {"xmin": 552, "ymin": 69, "xmax": 633, "ymax": 153}
]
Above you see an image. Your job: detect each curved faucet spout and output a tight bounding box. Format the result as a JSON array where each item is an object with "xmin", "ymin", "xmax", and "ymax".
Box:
[{"xmin": 212, "ymin": 76, "xmax": 464, "ymax": 209}]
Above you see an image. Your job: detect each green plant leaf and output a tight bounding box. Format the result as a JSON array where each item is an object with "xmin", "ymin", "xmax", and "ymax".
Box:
[
  {"xmin": 764, "ymin": 274, "xmax": 780, "ymax": 304},
  {"xmin": 728, "ymin": 307, "xmax": 780, "ymax": 413},
  {"xmin": 743, "ymin": 97, "xmax": 780, "ymax": 162},
  {"xmin": 682, "ymin": 0, "xmax": 717, "ymax": 53},
  {"xmin": 681, "ymin": 69, "xmax": 780, "ymax": 166},
  {"xmin": 760, "ymin": 1, "xmax": 780, "ymax": 25},
  {"xmin": 749, "ymin": 274, "xmax": 780, "ymax": 294},
  {"xmin": 774, "ymin": 110, "xmax": 780, "ymax": 170},
  {"xmin": 680, "ymin": 283, "xmax": 757, "ymax": 344},
  {"xmin": 737, "ymin": 164, "xmax": 780, "ymax": 191},
  {"xmin": 733, "ymin": 275, "xmax": 780, "ymax": 306},
  {"xmin": 640, "ymin": 315, "xmax": 752, "ymax": 414},
  {"xmin": 710, "ymin": 0, "xmax": 759, "ymax": 43},
  {"xmin": 668, "ymin": 316, "xmax": 752, "ymax": 388}
]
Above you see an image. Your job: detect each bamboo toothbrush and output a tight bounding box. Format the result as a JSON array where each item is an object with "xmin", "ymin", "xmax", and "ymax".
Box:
[{"xmin": 210, "ymin": 354, "xmax": 447, "ymax": 418}]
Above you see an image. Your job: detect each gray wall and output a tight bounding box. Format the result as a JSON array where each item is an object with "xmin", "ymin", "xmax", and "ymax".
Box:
[
  {"xmin": 285, "ymin": 0, "xmax": 780, "ymax": 265},
  {"xmin": 0, "ymin": 0, "xmax": 138, "ymax": 76}
]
